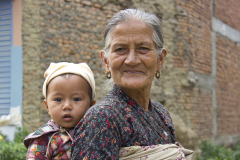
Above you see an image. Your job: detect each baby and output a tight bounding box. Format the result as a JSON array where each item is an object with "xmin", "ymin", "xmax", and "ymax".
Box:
[{"xmin": 24, "ymin": 62, "xmax": 96, "ymax": 159}]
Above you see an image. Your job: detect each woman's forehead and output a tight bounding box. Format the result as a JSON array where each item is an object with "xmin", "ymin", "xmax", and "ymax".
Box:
[
  {"xmin": 113, "ymin": 19, "xmax": 152, "ymax": 33},
  {"xmin": 110, "ymin": 21, "xmax": 154, "ymax": 44}
]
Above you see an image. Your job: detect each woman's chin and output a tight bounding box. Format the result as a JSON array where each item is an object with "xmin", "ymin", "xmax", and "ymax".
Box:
[{"xmin": 119, "ymin": 81, "xmax": 151, "ymax": 91}]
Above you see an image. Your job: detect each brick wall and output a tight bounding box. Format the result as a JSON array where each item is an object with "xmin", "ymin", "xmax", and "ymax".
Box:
[
  {"xmin": 214, "ymin": 0, "xmax": 240, "ymax": 30},
  {"xmin": 22, "ymin": 0, "xmax": 41, "ymax": 130},
  {"xmin": 175, "ymin": 87, "xmax": 213, "ymax": 139},
  {"xmin": 174, "ymin": 0, "xmax": 240, "ymax": 143},
  {"xmin": 216, "ymin": 34, "xmax": 240, "ymax": 135},
  {"xmin": 175, "ymin": 0, "xmax": 212, "ymax": 75},
  {"xmin": 173, "ymin": 0, "xmax": 213, "ymax": 140}
]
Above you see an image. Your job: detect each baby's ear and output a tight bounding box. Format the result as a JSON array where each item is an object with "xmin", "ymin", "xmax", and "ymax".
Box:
[
  {"xmin": 43, "ymin": 99, "xmax": 49, "ymax": 112},
  {"xmin": 90, "ymin": 100, "xmax": 96, "ymax": 107}
]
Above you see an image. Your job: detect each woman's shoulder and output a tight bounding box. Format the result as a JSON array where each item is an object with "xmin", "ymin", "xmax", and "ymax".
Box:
[
  {"xmin": 80, "ymin": 93, "xmax": 126, "ymax": 126},
  {"xmin": 151, "ymin": 100, "xmax": 169, "ymax": 113},
  {"xmin": 151, "ymin": 100, "xmax": 175, "ymax": 128},
  {"xmin": 87, "ymin": 93, "xmax": 121, "ymax": 112}
]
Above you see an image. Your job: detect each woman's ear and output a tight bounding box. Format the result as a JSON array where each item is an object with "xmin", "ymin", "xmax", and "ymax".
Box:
[
  {"xmin": 90, "ymin": 100, "xmax": 96, "ymax": 107},
  {"xmin": 43, "ymin": 99, "xmax": 49, "ymax": 113},
  {"xmin": 157, "ymin": 48, "xmax": 167, "ymax": 71},
  {"xmin": 100, "ymin": 50, "xmax": 110, "ymax": 72}
]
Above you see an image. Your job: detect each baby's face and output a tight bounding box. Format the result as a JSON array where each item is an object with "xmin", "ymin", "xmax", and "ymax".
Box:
[{"xmin": 44, "ymin": 75, "xmax": 91, "ymax": 128}]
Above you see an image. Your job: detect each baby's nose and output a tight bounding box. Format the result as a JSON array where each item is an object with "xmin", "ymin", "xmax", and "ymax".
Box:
[{"xmin": 63, "ymin": 100, "xmax": 72, "ymax": 110}]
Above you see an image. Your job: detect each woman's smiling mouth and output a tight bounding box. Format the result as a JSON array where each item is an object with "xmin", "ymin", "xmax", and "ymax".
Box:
[{"xmin": 123, "ymin": 70, "xmax": 145, "ymax": 76}]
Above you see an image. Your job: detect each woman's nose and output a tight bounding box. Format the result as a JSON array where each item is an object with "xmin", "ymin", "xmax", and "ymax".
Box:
[
  {"xmin": 124, "ymin": 49, "xmax": 140, "ymax": 65},
  {"xmin": 63, "ymin": 100, "xmax": 72, "ymax": 110}
]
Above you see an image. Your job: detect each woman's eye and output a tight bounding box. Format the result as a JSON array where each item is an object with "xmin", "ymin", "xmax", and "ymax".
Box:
[
  {"xmin": 73, "ymin": 98, "xmax": 81, "ymax": 101},
  {"xmin": 114, "ymin": 48, "xmax": 126, "ymax": 54},
  {"xmin": 116, "ymin": 48, "xmax": 124, "ymax": 51},
  {"xmin": 55, "ymin": 98, "xmax": 62, "ymax": 102},
  {"xmin": 139, "ymin": 47, "xmax": 149, "ymax": 51},
  {"xmin": 138, "ymin": 47, "xmax": 150, "ymax": 53}
]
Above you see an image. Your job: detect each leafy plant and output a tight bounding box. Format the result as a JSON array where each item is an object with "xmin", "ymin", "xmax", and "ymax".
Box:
[
  {"xmin": 0, "ymin": 140, "xmax": 27, "ymax": 160},
  {"xmin": 0, "ymin": 127, "xmax": 28, "ymax": 160},
  {"xmin": 197, "ymin": 140, "xmax": 240, "ymax": 160},
  {"xmin": 0, "ymin": 131, "xmax": 8, "ymax": 142},
  {"xmin": 14, "ymin": 127, "xmax": 29, "ymax": 143}
]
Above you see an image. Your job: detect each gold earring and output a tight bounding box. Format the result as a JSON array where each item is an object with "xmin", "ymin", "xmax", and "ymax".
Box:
[
  {"xmin": 105, "ymin": 71, "xmax": 111, "ymax": 79},
  {"xmin": 155, "ymin": 70, "xmax": 161, "ymax": 79}
]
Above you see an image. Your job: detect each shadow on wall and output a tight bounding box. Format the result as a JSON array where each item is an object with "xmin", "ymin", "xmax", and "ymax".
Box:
[{"xmin": 170, "ymin": 112, "xmax": 201, "ymax": 159}]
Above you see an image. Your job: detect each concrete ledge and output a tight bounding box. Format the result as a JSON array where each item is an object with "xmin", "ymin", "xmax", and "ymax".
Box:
[
  {"xmin": 212, "ymin": 17, "xmax": 240, "ymax": 43},
  {"xmin": 215, "ymin": 134, "xmax": 240, "ymax": 146},
  {"xmin": 194, "ymin": 72, "xmax": 215, "ymax": 90}
]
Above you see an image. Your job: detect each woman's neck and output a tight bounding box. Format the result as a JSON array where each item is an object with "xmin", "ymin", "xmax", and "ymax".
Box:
[{"xmin": 120, "ymin": 86, "xmax": 151, "ymax": 111}]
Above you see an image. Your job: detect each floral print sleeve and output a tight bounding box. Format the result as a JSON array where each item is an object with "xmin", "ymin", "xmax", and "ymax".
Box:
[{"xmin": 71, "ymin": 85, "xmax": 175, "ymax": 160}]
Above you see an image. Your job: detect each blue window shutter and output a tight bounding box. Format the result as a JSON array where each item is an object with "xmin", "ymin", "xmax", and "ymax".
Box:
[{"xmin": 0, "ymin": 0, "xmax": 11, "ymax": 116}]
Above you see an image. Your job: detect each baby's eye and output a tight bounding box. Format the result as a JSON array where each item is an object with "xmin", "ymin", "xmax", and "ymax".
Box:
[
  {"xmin": 73, "ymin": 98, "xmax": 81, "ymax": 101},
  {"xmin": 55, "ymin": 98, "xmax": 62, "ymax": 102}
]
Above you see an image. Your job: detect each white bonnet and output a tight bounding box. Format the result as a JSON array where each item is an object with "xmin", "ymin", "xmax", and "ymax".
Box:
[{"xmin": 42, "ymin": 62, "xmax": 95, "ymax": 99}]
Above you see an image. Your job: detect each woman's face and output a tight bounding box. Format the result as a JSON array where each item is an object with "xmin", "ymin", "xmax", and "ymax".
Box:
[{"xmin": 101, "ymin": 20, "xmax": 167, "ymax": 92}]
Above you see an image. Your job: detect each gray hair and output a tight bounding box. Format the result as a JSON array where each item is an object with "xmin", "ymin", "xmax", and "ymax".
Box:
[{"xmin": 102, "ymin": 8, "xmax": 164, "ymax": 58}]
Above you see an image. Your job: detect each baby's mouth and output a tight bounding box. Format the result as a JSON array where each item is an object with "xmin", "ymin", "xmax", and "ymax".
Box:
[{"xmin": 63, "ymin": 114, "xmax": 73, "ymax": 121}]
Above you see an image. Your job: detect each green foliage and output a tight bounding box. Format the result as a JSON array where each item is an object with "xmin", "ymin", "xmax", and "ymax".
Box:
[
  {"xmin": 197, "ymin": 140, "xmax": 240, "ymax": 160},
  {"xmin": 14, "ymin": 127, "xmax": 29, "ymax": 143},
  {"xmin": 0, "ymin": 140, "xmax": 27, "ymax": 160},
  {"xmin": 0, "ymin": 132, "xmax": 8, "ymax": 142},
  {"xmin": 0, "ymin": 127, "xmax": 28, "ymax": 160}
]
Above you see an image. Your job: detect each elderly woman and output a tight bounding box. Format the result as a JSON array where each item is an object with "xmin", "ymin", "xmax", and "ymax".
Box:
[{"xmin": 71, "ymin": 9, "xmax": 192, "ymax": 160}]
